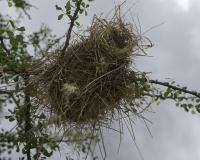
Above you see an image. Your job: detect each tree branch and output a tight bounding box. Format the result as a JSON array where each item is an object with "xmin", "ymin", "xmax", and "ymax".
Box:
[
  {"xmin": 60, "ymin": 0, "xmax": 83, "ymax": 59},
  {"xmin": 143, "ymin": 93, "xmax": 196, "ymax": 100},
  {"xmin": 0, "ymin": 36, "xmax": 11, "ymax": 55},
  {"xmin": 149, "ymin": 79, "xmax": 200, "ymax": 98},
  {"xmin": 23, "ymin": 73, "xmax": 32, "ymax": 160}
]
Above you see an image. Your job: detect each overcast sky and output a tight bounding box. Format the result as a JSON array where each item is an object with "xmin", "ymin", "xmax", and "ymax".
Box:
[{"xmin": 1, "ymin": 0, "xmax": 200, "ymax": 160}]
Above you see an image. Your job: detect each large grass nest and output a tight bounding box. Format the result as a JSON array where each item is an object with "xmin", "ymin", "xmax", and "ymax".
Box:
[{"xmin": 36, "ymin": 10, "xmax": 152, "ymax": 127}]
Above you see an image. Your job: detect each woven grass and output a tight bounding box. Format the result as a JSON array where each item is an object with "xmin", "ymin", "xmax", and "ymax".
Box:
[{"xmin": 35, "ymin": 7, "xmax": 151, "ymax": 128}]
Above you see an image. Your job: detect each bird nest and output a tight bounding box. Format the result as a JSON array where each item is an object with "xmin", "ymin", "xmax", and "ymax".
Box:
[{"xmin": 37, "ymin": 13, "xmax": 149, "ymax": 125}]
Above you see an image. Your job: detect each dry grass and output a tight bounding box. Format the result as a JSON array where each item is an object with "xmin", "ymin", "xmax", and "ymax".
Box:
[{"xmin": 29, "ymin": 4, "xmax": 153, "ymax": 158}]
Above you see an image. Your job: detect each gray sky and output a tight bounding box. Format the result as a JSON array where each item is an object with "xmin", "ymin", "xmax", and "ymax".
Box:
[{"xmin": 1, "ymin": 0, "xmax": 200, "ymax": 160}]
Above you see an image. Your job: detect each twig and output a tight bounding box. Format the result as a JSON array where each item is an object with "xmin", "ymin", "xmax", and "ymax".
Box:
[
  {"xmin": 22, "ymin": 8, "xmax": 31, "ymax": 19},
  {"xmin": 0, "ymin": 36, "xmax": 11, "ymax": 55},
  {"xmin": 23, "ymin": 73, "xmax": 32, "ymax": 160},
  {"xmin": 149, "ymin": 79, "xmax": 200, "ymax": 98},
  {"xmin": 61, "ymin": 0, "xmax": 83, "ymax": 58},
  {"xmin": 143, "ymin": 93, "xmax": 196, "ymax": 100}
]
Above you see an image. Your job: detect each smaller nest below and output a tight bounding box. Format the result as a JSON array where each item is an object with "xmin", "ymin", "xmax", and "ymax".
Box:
[{"xmin": 39, "ymin": 15, "xmax": 140, "ymax": 123}]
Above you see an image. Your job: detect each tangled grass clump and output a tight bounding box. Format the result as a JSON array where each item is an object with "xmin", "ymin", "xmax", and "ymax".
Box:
[{"xmin": 33, "ymin": 6, "xmax": 153, "ymax": 136}]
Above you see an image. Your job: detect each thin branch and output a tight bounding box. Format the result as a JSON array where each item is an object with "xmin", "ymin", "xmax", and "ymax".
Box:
[
  {"xmin": 0, "ymin": 36, "xmax": 11, "ymax": 55},
  {"xmin": 61, "ymin": 0, "xmax": 83, "ymax": 58},
  {"xmin": 22, "ymin": 8, "xmax": 31, "ymax": 19},
  {"xmin": 23, "ymin": 73, "xmax": 32, "ymax": 160},
  {"xmin": 143, "ymin": 93, "xmax": 196, "ymax": 100},
  {"xmin": 149, "ymin": 79, "xmax": 200, "ymax": 98},
  {"xmin": 0, "ymin": 137, "xmax": 88, "ymax": 143}
]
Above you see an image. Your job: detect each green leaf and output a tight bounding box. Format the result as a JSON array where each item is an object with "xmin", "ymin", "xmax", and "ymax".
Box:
[
  {"xmin": 58, "ymin": 14, "xmax": 64, "ymax": 20},
  {"xmin": 16, "ymin": 147, "xmax": 20, "ymax": 152},
  {"xmin": 8, "ymin": 1, "xmax": 13, "ymax": 7},
  {"xmin": 65, "ymin": 1, "xmax": 71, "ymax": 12},
  {"xmin": 9, "ymin": 117, "xmax": 15, "ymax": 122},
  {"xmin": 17, "ymin": 26, "xmax": 25, "ymax": 31},
  {"xmin": 182, "ymin": 86, "xmax": 187, "ymax": 90},
  {"xmin": 16, "ymin": 35, "xmax": 24, "ymax": 41},
  {"xmin": 135, "ymin": 83, "xmax": 140, "ymax": 98},
  {"xmin": 85, "ymin": 10, "xmax": 88, "ymax": 16},
  {"xmin": 81, "ymin": 2, "xmax": 85, "ymax": 7},
  {"xmin": 167, "ymin": 87, "xmax": 171, "ymax": 92},
  {"xmin": 22, "ymin": 149, "xmax": 26, "ymax": 154},
  {"xmin": 196, "ymin": 99, "xmax": 200, "ymax": 103},
  {"xmin": 86, "ymin": 4, "xmax": 90, "ymax": 8},
  {"xmin": 126, "ymin": 80, "xmax": 132, "ymax": 85},
  {"xmin": 67, "ymin": 14, "xmax": 73, "ymax": 20},
  {"xmin": 8, "ymin": 109, "xmax": 13, "ymax": 113},
  {"xmin": 5, "ymin": 115, "xmax": 12, "ymax": 119},
  {"xmin": 55, "ymin": 5, "xmax": 62, "ymax": 10},
  {"xmin": 75, "ymin": 21, "xmax": 80, "ymax": 26},
  {"xmin": 0, "ymin": 30, "xmax": 5, "ymax": 35},
  {"xmin": 88, "ymin": 0, "xmax": 93, "ymax": 2},
  {"xmin": 164, "ymin": 92, "xmax": 169, "ymax": 97},
  {"xmin": 130, "ymin": 71, "xmax": 137, "ymax": 81},
  {"xmin": 43, "ymin": 149, "xmax": 52, "ymax": 157},
  {"xmin": 10, "ymin": 37, "xmax": 15, "ymax": 45},
  {"xmin": 80, "ymin": 9, "xmax": 84, "ymax": 14},
  {"xmin": 6, "ymin": 30, "xmax": 14, "ymax": 37}
]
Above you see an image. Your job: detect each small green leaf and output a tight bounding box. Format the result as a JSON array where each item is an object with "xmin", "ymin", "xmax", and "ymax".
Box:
[
  {"xmin": 80, "ymin": 9, "xmax": 84, "ymax": 14},
  {"xmin": 16, "ymin": 147, "xmax": 20, "ymax": 152},
  {"xmin": 196, "ymin": 99, "xmax": 200, "ymax": 103},
  {"xmin": 164, "ymin": 92, "xmax": 169, "ymax": 97},
  {"xmin": 8, "ymin": 2, "xmax": 13, "ymax": 7},
  {"xmin": 86, "ymin": 4, "xmax": 90, "ymax": 8},
  {"xmin": 135, "ymin": 83, "xmax": 140, "ymax": 98},
  {"xmin": 16, "ymin": 35, "xmax": 24, "ymax": 41},
  {"xmin": 9, "ymin": 117, "xmax": 15, "ymax": 122},
  {"xmin": 6, "ymin": 30, "xmax": 14, "ymax": 37},
  {"xmin": 182, "ymin": 86, "xmax": 187, "ymax": 90},
  {"xmin": 5, "ymin": 115, "xmax": 12, "ymax": 119},
  {"xmin": 85, "ymin": 10, "xmax": 88, "ymax": 16},
  {"xmin": 126, "ymin": 80, "xmax": 132, "ymax": 85},
  {"xmin": 17, "ymin": 26, "xmax": 25, "ymax": 31},
  {"xmin": 8, "ymin": 109, "xmax": 13, "ymax": 113},
  {"xmin": 130, "ymin": 71, "xmax": 137, "ymax": 80},
  {"xmin": 0, "ymin": 30, "xmax": 5, "ymax": 35},
  {"xmin": 43, "ymin": 149, "xmax": 52, "ymax": 157},
  {"xmin": 65, "ymin": 1, "xmax": 71, "ymax": 12},
  {"xmin": 67, "ymin": 14, "xmax": 73, "ymax": 20},
  {"xmin": 22, "ymin": 149, "xmax": 26, "ymax": 154},
  {"xmin": 10, "ymin": 37, "xmax": 15, "ymax": 45},
  {"xmin": 167, "ymin": 87, "xmax": 171, "ymax": 92},
  {"xmin": 55, "ymin": 5, "xmax": 62, "ymax": 10},
  {"xmin": 88, "ymin": 0, "xmax": 93, "ymax": 2},
  {"xmin": 81, "ymin": 2, "xmax": 85, "ymax": 7},
  {"xmin": 75, "ymin": 21, "xmax": 80, "ymax": 26},
  {"xmin": 58, "ymin": 14, "xmax": 64, "ymax": 20}
]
